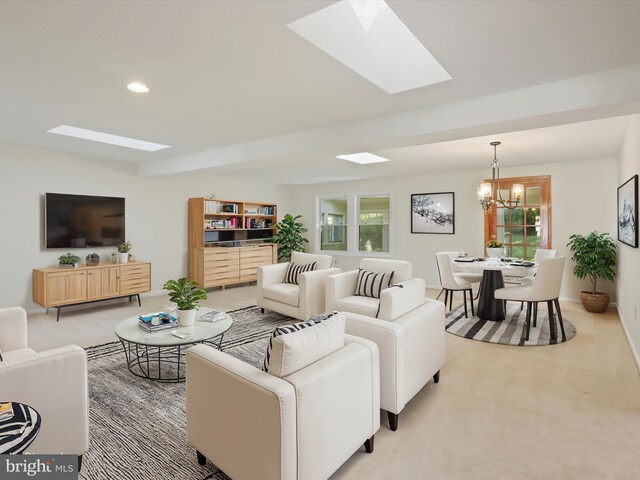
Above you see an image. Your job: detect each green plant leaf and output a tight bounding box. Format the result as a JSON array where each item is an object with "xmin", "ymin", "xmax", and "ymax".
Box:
[{"xmin": 567, "ymin": 231, "xmax": 617, "ymax": 294}]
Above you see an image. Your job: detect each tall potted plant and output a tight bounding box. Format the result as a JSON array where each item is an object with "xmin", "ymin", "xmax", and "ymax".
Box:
[
  {"xmin": 567, "ymin": 231, "xmax": 616, "ymax": 313},
  {"xmin": 163, "ymin": 278, "xmax": 208, "ymax": 326},
  {"xmin": 269, "ymin": 213, "xmax": 309, "ymax": 262}
]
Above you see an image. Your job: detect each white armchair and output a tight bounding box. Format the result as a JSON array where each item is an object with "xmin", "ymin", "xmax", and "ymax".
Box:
[
  {"xmin": 326, "ymin": 258, "xmax": 412, "ymax": 320},
  {"xmin": 186, "ymin": 334, "xmax": 380, "ymax": 480},
  {"xmin": 258, "ymin": 251, "xmax": 340, "ymax": 320},
  {"xmin": 0, "ymin": 307, "xmax": 89, "ymax": 466},
  {"xmin": 343, "ymin": 295, "xmax": 445, "ymax": 431}
]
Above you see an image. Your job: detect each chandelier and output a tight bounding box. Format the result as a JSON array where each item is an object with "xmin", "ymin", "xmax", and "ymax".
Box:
[{"xmin": 477, "ymin": 141, "xmax": 524, "ymax": 211}]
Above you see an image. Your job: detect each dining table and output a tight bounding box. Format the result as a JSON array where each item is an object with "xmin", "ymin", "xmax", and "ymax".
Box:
[{"xmin": 452, "ymin": 258, "xmax": 537, "ymax": 321}]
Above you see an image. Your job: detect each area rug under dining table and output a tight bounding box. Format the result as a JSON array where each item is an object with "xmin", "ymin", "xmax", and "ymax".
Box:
[
  {"xmin": 80, "ymin": 306, "xmax": 294, "ymax": 480},
  {"xmin": 445, "ymin": 301, "xmax": 577, "ymax": 346}
]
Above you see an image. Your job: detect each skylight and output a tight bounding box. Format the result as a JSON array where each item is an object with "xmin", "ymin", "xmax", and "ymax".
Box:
[
  {"xmin": 287, "ymin": 0, "xmax": 451, "ymax": 94},
  {"xmin": 337, "ymin": 152, "xmax": 390, "ymax": 164},
  {"xmin": 47, "ymin": 125, "xmax": 170, "ymax": 152}
]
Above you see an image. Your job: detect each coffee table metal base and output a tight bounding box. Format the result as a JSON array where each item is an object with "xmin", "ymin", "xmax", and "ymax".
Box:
[
  {"xmin": 119, "ymin": 335, "xmax": 225, "ymax": 383},
  {"xmin": 476, "ymin": 270, "xmax": 506, "ymax": 321}
]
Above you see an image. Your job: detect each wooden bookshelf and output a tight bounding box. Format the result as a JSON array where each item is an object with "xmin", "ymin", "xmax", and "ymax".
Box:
[{"xmin": 188, "ymin": 198, "xmax": 278, "ymax": 288}]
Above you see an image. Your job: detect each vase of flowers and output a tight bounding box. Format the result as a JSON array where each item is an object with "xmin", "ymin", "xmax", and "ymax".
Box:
[
  {"xmin": 117, "ymin": 241, "xmax": 133, "ymax": 264},
  {"xmin": 485, "ymin": 239, "xmax": 505, "ymax": 258}
]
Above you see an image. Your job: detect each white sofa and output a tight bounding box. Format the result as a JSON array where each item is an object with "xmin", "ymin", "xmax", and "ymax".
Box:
[
  {"xmin": 258, "ymin": 251, "xmax": 340, "ymax": 320},
  {"xmin": 325, "ymin": 258, "xmax": 412, "ymax": 319},
  {"xmin": 186, "ymin": 333, "xmax": 380, "ymax": 480},
  {"xmin": 343, "ymin": 293, "xmax": 446, "ymax": 431},
  {"xmin": 0, "ymin": 307, "xmax": 89, "ymax": 465}
]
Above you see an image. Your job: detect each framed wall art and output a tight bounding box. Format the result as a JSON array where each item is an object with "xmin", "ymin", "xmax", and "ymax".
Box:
[
  {"xmin": 618, "ymin": 174, "xmax": 638, "ymax": 248},
  {"xmin": 411, "ymin": 192, "xmax": 455, "ymax": 234}
]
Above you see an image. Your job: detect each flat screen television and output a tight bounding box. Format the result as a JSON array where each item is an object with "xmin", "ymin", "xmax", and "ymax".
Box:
[{"xmin": 45, "ymin": 193, "xmax": 125, "ymax": 248}]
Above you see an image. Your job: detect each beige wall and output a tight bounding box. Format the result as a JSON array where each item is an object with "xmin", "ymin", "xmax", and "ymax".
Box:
[
  {"xmin": 0, "ymin": 143, "xmax": 290, "ymax": 310},
  {"xmin": 288, "ymin": 158, "xmax": 618, "ymax": 300},
  {"xmin": 616, "ymin": 116, "xmax": 640, "ymax": 369}
]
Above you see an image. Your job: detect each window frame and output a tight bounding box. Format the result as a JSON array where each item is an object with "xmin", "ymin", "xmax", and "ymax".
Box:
[
  {"xmin": 316, "ymin": 192, "xmax": 393, "ymax": 257},
  {"xmin": 484, "ymin": 175, "xmax": 552, "ymax": 258}
]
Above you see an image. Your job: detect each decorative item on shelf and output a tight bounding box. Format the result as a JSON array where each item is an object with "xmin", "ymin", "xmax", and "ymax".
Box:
[
  {"xmin": 58, "ymin": 252, "xmax": 80, "ymax": 268},
  {"xmin": 117, "ymin": 240, "xmax": 133, "ymax": 264},
  {"xmin": 111, "ymin": 253, "xmax": 117, "ymax": 264},
  {"xmin": 485, "ymin": 238, "xmax": 505, "ymax": 258},
  {"xmin": 128, "ymin": 253, "xmax": 135, "ymax": 263},
  {"xmin": 86, "ymin": 253, "xmax": 100, "ymax": 266},
  {"xmin": 205, "ymin": 193, "xmax": 216, "ymax": 200},
  {"xmin": 567, "ymin": 231, "xmax": 616, "ymax": 313},
  {"xmin": 269, "ymin": 213, "xmax": 309, "ymax": 262},
  {"xmin": 477, "ymin": 141, "xmax": 524, "ymax": 211},
  {"xmin": 163, "ymin": 278, "xmax": 208, "ymax": 327}
]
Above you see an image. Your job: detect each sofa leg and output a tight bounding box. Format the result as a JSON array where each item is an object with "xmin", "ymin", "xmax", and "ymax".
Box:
[
  {"xmin": 387, "ymin": 411, "xmax": 399, "ymax": 431},
  {"xmin": 260, "ymin": 308, "xmax": 265, "ymax": 314},
  {"xmin": 364, "ymin": 435, "xmax": 375, "ymax": 453},
  {"xmin": 78, "ymin": 455, "xmax": 83, "ymax": 472},
  {"xmin": 433, "ymin": 370, "xmax": 440, "ymax": 383},
  {"xmin": 196, "ymin": 450, "xmax": 206, "ymax": 466}
]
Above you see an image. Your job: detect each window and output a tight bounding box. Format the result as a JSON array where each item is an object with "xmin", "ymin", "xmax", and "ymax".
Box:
[
  {"xmin": 485, "ymin": 176, "xmax": 551, "ymax": 260},
  {"xmin": 359, "ymin": 196, "xmax": 390, "ymax": 252},
  {"xmin": 320, "ymin": 198, "xmax": 348, "ymax": 251},
  {"xmin": 318, "ymin": 194, "xmax": 391, "ymax": 255}
]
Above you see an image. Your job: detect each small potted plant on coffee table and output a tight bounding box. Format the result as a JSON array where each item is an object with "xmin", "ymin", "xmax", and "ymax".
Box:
[
  {"xmin": 58, "ymin": 252, "xmax": 81, "ymax": 268},
  {"xmin": 485, "ymin": 238, "xmax": 505, "ymax": 258},
  {"xmin": 567, "ymin": 231, "xmax": 616, "ymax": 313},
  {"xmin": 117, "ymin": 241, "xmax": 133, "ymax": 264},
  {"xmin": 163, "ymin": 278, "xmax": 208, "ymax": 327}
]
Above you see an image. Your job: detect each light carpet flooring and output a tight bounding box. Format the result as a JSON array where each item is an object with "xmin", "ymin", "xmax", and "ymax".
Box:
[{"xmin": 25, "ymin": 286, "xmax": 640, "ymax": 480}]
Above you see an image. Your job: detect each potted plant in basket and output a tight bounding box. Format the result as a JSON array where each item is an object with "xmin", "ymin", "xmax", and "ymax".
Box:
[
  {"xmin": 567, "ymin": 231, "xmax": 616, "ymax": 313},
  {"xmin": 485, "ymin": 238, "xmax": 505, "ymax": 258},
  {"xmin": 117, "ymin": 241, "xmax": 133, "ymax": 264},
  {"xmin": 163, "ymin": 278, "xmax": 208, "ymax": 327},
  {"xmin": 269, "ymin": 213, "xmax": 309, "ymax": 262},
  {"xmin": 58, "ymin": 252, "xmax": 81, "ymax": 268}
]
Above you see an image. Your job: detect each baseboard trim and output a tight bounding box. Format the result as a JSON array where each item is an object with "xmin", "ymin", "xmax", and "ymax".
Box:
[{"xmin": 617, "ymin": 309, "xmax": 640, "ymax": 375}]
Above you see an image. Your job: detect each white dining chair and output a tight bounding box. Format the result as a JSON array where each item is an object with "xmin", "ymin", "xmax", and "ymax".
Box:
[
  {"xmin": 435, "ymin": 252, "xmax": 482, "ymax": 317},
  {"xmin": 494, "ymin": 256, "xmax": 566, "ymax": 341},
  {"xmin": 435, "ymin": 251, "xmax": 482, "ymax": 301}
]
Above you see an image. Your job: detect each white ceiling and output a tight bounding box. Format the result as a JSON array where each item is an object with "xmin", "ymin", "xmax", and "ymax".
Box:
[{"xmin": 1, "ymin": 1, "xmax": 640, "ymax": 182}]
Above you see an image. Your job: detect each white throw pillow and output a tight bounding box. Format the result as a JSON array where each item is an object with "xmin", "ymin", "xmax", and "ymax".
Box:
[{"xmin": 267, "ymin": 314, "xmax": 345, "ymax": 378}]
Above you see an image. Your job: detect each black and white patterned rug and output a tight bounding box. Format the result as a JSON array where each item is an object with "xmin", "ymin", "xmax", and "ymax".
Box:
[
  {"xmin": 445, "ymin": 302, "xmax": 577, "ymax": 346},
  {"xmin": 80, "ymin": 306, "xmax": 294, "ymax": 480}
]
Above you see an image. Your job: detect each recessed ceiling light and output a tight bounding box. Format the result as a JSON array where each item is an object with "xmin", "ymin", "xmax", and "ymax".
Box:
[
  {"xmin": 47, "ymin": 125, "xmax": 170, "ymax": 152},
  {"xmin": 288, "ymin": 0, "xmax": 451, "ymax": 94},
  {"xmin": 337, "ymin": 152, "xmax": 390, "ymax": 164},
  {"xmin": 127, "ymin": 82, "xmax": 149, "ymax": 93}
]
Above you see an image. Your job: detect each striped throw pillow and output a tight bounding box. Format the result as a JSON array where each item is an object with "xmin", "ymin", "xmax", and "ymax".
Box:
[
  {"xmin": 355, "ymin": 268, "xmax": 394, "ymax": 299},
  {"xmin": 283, "ymin": 262, "xmax": 317, "ymax": 285},
  {"xmin": 263, "ymin": 312, "xmax": 337, "ymax": 372}
]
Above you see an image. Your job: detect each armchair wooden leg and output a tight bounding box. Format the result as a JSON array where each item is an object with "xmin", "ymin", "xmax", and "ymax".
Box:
[
  {"xmin": 433, "ymin": 370, "xmax": 440, "ymax": 383},
  {"xmin": 364, "ymin": 435, "xmax": 375, "ymax": 453},
  {"xmin": 469, "ymin": 289, "xmax": 475, "ymax": 317},
  {"xmin": 462, "ymin": 289, "xmax": 468, "ymax": 318},
  {"xmin": 387, "ymin": 411, "xmax": 399, "ymax": 431},
  {"xmin": 524, "ymin": 302, "xmax": 532, "ymax": 341},
  {"xmin": 554, "ymin": 299, "xmax": 566, "ymax": 341},
  {"xmin": 260, "ymin": 308, "xmax": 265, "ymax": 314},
  {"xmin": 196, "ymin": 450, "xmax": 207, "ymax": 466},
  {"xmin": 78, "ymin": 455, "xmax": 83, "ymax": 472}
]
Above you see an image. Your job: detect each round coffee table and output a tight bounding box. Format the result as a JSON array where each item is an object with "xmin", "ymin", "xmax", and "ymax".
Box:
[{"xmin": 115, "ymin": 308, "xmax": 233, "ymax": 383}]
